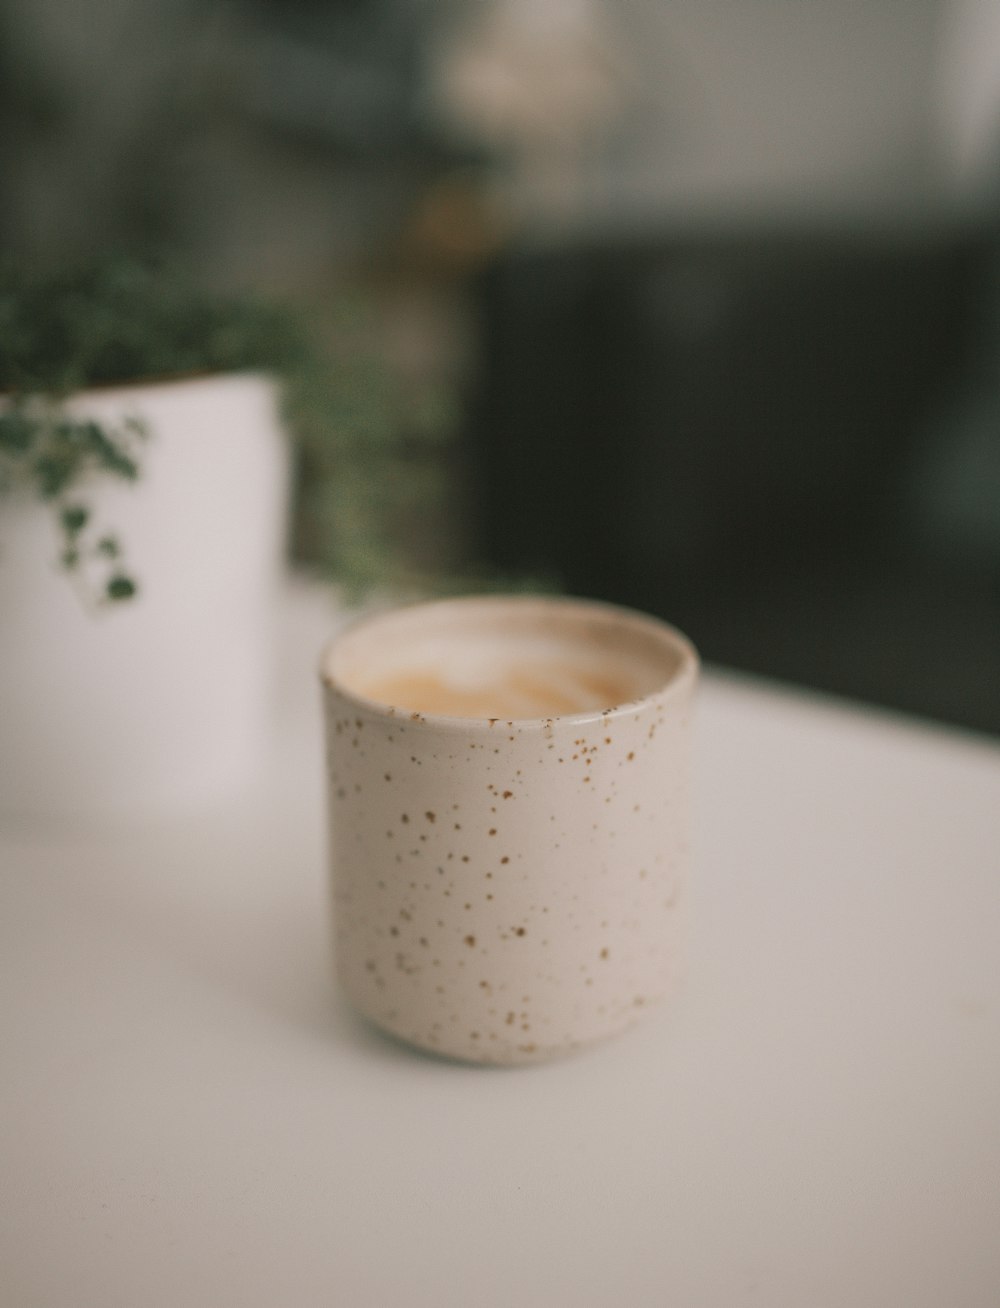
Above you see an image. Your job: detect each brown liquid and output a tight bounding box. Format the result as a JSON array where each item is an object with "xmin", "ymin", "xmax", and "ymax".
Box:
[{"xmin": 360, "ymin": 664, "xmax": 634, "ymax": 719}]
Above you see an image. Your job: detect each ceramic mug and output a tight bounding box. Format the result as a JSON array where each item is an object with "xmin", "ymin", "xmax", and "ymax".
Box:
[{"xmin": 320, "ymin": 594, "xmax": 698, "ymax": 1064}]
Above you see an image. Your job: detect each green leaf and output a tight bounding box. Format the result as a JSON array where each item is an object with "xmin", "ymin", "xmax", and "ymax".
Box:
[
  {"xmin": 87, "ymin": 426, "xmax": 139, "ymax": 480},
  {"xmin": 105, "ymin": 574, "xmax": 137, "ymax": 602},
  {"xmin": 0, "ymin": 407, "xmax": 35, "ymax": 454},
  {"xmin": 34, "ymin": 453, "xmax": 78, "ymax": 499},
  {"xmin": 95, "ymin": 535, "xmax": 120, "ymax": 558},
  {"xmin": 60, "ymin": 505, "xmax": 89, "ymax": 536}
]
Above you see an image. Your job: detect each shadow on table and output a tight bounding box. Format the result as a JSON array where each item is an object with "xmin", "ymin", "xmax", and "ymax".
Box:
[{"xmin": 64, "ymin": 802, "xmax": 496, "ymax": 1071}]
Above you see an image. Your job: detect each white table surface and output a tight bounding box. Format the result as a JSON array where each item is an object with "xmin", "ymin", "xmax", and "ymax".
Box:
[{"xmin": 2, "ymin": 581, "xmax": 999, "ymax": 1308}]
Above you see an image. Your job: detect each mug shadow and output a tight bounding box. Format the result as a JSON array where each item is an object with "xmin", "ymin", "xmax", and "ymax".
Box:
[
  {"xmin": 234, "ymin": 908, "xmax": 511, "ymax": 1072},
  {"xmin": 128, "ymin": 858, "xmax": 489, "ymax": 1070},
  {"xmin": 70, "ymin": 806, "xmax": 531, "ymax": 1073}
]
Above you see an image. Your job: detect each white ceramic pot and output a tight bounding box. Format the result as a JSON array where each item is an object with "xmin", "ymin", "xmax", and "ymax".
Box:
[{"xmin": 0, "ymin": 372, "xmax": 290, "ymax": 824}]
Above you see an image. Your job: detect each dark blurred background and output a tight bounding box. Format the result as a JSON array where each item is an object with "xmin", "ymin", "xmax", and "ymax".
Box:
[{"xmin": 2, "ymin": 0, "xmax": 998, "ymax": 733}]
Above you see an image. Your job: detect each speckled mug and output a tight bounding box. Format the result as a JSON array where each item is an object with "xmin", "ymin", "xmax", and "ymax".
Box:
[{"xmin": 320, "ymin": 595, "xmax": 698, "ymax": 1064}]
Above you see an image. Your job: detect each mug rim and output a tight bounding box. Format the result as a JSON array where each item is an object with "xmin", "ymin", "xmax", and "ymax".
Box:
[{"xmin": 319, "ymin": 593, "xmax": 699, "ymax": 732}]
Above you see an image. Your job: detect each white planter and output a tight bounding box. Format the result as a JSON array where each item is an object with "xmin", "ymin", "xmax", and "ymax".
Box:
[{"xmin": 0, "ymin": 372, "xmax": 290, "ymax": 824}]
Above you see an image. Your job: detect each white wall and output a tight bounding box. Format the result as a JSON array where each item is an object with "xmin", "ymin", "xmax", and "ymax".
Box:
[
  {"xmin": 935, "ymin": 0, "xmax": 1000, "ymax": 197},
  {"xmin": 8, "ymin": 0, "xmax": 990, "ymax": 257},
  {"xmin": 498, "ymin": 0, "xmax": 950, "ymax": 232}
]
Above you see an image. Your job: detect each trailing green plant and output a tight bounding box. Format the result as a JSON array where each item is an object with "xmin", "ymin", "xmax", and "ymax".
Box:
[
  {"xmin": 0, "ymin": 251, "xmax": 308, "ymax": 604},
  {"xmin": 0, "ymin": 396, "xmax": 146, "ymax": 602},
  {"xmin": 0, "ymin": 250, "xmax": 471, "ymax": 606},
  {"xmin": 286, "ymin": 294, "xmax": 464, "ymax": 598}
]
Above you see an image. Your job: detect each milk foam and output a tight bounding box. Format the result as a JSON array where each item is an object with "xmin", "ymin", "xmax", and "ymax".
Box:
[
  {"xmin": 348, "ymin": 631, "xmax": 661, "ymax": 719},
  {"xmin": 325, "ymin": 597, "xmax": 692, "ymax": 722}
]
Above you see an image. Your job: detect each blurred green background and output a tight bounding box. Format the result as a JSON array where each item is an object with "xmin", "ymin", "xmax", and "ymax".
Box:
[{"xmin": 2, "ymin": 0, "xmax": 998, "ymax": 731}]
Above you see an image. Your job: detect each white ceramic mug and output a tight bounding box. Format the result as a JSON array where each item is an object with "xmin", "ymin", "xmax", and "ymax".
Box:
[{"xmin": 320, "ymin": 595, "xmax": 698, "ymax": 1064}]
